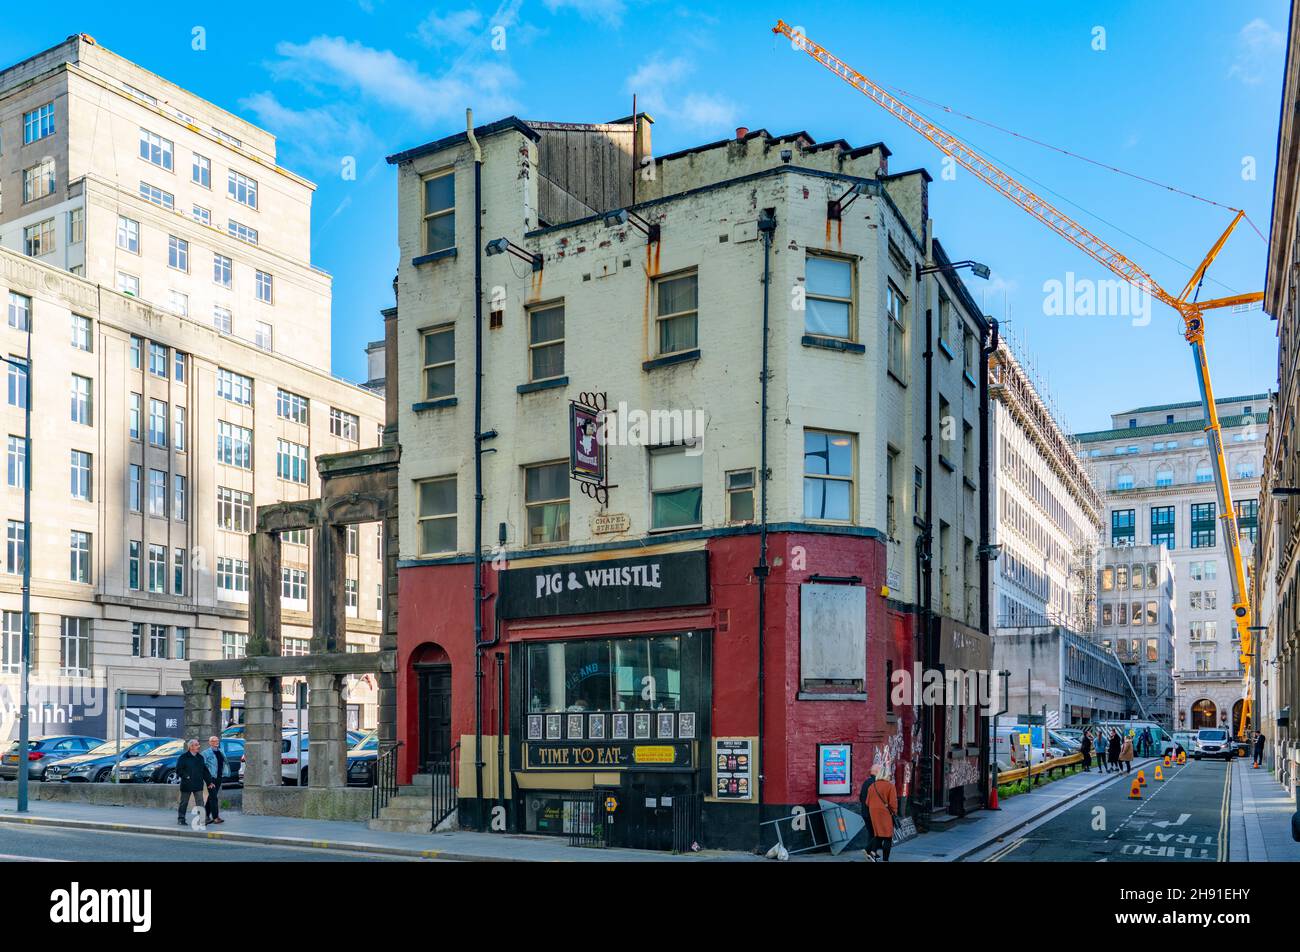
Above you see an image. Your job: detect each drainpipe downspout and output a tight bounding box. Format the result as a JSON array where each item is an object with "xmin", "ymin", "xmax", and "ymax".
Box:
[
  {"xmin": 467, "ymin": 109, "xmax": 487, "ymax": 831},
  {"xmin": 978, "ymin": 317, "xmax": 996, "ymax": 806},
  {"xmin": 756, "ymin": 208, "xmax": 777, "ymax": 826},
  {"xmin": 919, "ymin": 303, "xmax": 935, "ymax": 826}
]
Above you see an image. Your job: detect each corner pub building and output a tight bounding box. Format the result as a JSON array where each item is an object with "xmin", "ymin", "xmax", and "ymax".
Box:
[{"xmin": 386, "ymin": 113, "xmax": 992, "ymax": 850}]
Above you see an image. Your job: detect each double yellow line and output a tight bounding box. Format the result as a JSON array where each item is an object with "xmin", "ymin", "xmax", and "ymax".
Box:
[{"xmin": 1217, "ymin": 761, "xmax": 1232, "ymax": 862}]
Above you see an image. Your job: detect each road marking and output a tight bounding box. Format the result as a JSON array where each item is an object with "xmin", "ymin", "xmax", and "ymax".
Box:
[
  {"xmin": 1152, "ymin": 813, "xmax": 1192, "ymax": 828},
  {"xmin": 984, "ymin": 838, "xmax": 1026, "ymax": 862},
  {"xmin": 1217, "ymin": 761, "xmax": 1232, "ymax": 862},
  {"xmin": 0, "ymin": 852, "xmax": 65, "ymax": 862}
]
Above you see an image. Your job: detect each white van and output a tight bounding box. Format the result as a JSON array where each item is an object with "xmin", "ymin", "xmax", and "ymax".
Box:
[{"xmin": 992, "ymin": 725, "xmax": 1065, "ymax": 770}]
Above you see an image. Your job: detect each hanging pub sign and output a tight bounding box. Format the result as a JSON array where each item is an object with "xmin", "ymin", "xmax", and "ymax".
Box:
[
  {"xmin": 498, "ymin": 550, "xmax": 709, "ymax": 619},
  {"xmin": 570, "ymin": 392, "xmax": 614, "ymax": 506}
]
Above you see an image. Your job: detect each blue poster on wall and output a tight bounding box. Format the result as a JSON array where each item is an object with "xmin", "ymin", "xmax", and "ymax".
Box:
[{"xmin": 818, "ymin": 743, "xmax": 852, "ymax": 795}]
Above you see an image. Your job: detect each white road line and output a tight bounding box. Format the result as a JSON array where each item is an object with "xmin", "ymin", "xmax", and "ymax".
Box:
[{"xmin": 0, "ymin": 852, "xmax": 66, "ymax": 862}]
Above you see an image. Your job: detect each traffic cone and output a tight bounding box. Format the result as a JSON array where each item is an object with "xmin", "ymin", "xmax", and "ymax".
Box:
[
  {"xmin": 1177, "ymin": 751, "xmax": 1186, "ymax": 765},
  {"xmin": 989, "ymin": 779, "xmax": 1000, "ymax": 810},
  {"xmin": 1137, "ymin": 769, "xmax": 1147, "ymax": 786},
  {"xmin": 1128, "ymin": 777, "xmax": 1142, "ymax": 799},
  {"xmin": 1163, "ymin": 754, "xmax": 1172, "ymax": 767},
  {"xmin": 1154, "ymin": 765, "xmax": 1165, "ymax": 781}
]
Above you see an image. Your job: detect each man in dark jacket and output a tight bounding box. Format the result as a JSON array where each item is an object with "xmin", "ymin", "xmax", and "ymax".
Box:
[
  {"xmin": 1253, "ymin": 731, "xmax": 1266, "ymax": 767},
  {"xmin": 176, "ymin": 738, "xmax": 214, "ymax": 826},
  {"xmin": 1079, "ymin": 731, "xmax": 1093, "ymax": 771},
  {"xmin": 1107, "ymin": 731, "xmax": 1122, "ymax": 772}
]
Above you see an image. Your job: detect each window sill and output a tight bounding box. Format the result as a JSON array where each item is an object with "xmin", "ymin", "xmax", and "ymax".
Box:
[
  {"xmin": 938, "ymin": 339, "xmax": 954, "ymax": 360},
  {"xmin": 412, "ymin": 397, "xmax": 458, "ymax": 412},
  {"xmin": 801, "ymin": 335, "xmax": 865, "ymax": 354},
  {"xmin": 939, "ymin": 454, "xmax": 955, "ymax": 472},
  {"xmin": 648, "ymin": 523, "xmax": 703, "ymax": 534},
  {"xmin": 964, "ymin": 371, "xmax": 977, "ymax": 388},
  {"xmin": 517, "ymin": 376, "xmax": 568, "ymax": 395},
  {"xmin": 963, "ymin": 476, "xmax": 977, "ymax": 491},
  {"xmin": 643, "ymin": 349, "xmax": 700, "ymax": 372},
  {"xmin": 412, "ymin": 248, "xmax": 457, "ymax": 267},
  {"xmin": 797, "ymin": 691, "xmax": 868, "ymax": 702},
  {"xmin": 887, "ymin": 370, "xmax": 907, "ymax": 388}
]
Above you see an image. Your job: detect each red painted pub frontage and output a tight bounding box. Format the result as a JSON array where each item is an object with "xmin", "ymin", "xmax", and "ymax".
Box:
[{"xmin": 393, "ymin": 526, "xmax": 976, "ymax": 851}]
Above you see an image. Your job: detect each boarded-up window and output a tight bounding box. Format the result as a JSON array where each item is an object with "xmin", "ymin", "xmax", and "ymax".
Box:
[{"xmin": 799, "ymin": 583, "xmax": 867, "ymax": 692}]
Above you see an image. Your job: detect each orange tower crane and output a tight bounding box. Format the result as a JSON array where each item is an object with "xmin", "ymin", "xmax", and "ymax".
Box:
[{"xmin": 771, "ymin": 21, "xmax": 1265, "ymax": 737}]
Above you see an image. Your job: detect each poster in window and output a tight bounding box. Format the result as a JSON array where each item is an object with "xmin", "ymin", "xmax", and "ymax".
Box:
[
  {"xmin": 715, "ymin": 739, "xmax": 753, "ymax": 800},
  {"xmin": 657, "ymin": 712, "xmax": 675, "ymax": 739},
  {"xmin": 527, "ymin": 715, "xmax": 543, "ymax": 741},
  {"xmin": 817, "ymin": 743, "xmax": 852, "ymax": 795},
  {"xmin": 612, "ymin": 713, "xmax": 629, "ymax": 740},
  {"xmin": 678, "ymin": 712, "xmax": 696, "ymax": 739},
  {"xmin": 569, "ymin": 403, "xmax": 604, "ymax": 481},
  {"xmin": 545, "ymin": 714, "xmax": 562, "ymax": 740},
  {"xmin": 566, "ymin": 714, "xmax": 584, "ymax": 740},
  {"xmin": 634, "ymin": 713, "xmax": 651, "ymax": 739},
  {"xmin": 588, "ymin": 714, "xmax": 606, "ymax": 740}
]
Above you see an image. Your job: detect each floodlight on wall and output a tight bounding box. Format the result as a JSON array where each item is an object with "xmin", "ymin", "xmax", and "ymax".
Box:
[
  {"xmin": 486, "ymin": 236, "xmax": 542, "ymax": 271},
  {"xmin": 603, "ymin": 207, "xmax": 660, "ymax": 243},
  {"xmin": 827, "ymin": 181, "xmax": 867, "ymax": 220},
  {"xmin": 780, "ymin": 149, "xmax": 793, "ymax": 163},
  {"xmin": 919, "ymin": 259, "xmax": 991, "ymax": 280}
]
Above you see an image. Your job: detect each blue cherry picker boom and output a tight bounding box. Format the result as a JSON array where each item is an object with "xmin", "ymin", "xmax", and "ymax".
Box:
[{"xmin": 771, "ymin": 21, "xmax": 1266, "ymax": 739}]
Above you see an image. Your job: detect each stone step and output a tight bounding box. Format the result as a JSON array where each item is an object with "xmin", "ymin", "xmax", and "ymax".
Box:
[
  {"xmin": 367, "ymin": 817, "xmax": 434, "ymax": 835},
  {"xmin": 378, "ymin": 802, "xmax": 432, "ymax": 820}
]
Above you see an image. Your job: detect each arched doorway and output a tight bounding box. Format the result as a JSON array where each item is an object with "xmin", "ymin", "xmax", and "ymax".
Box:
[
  {"xmin": 411, "ymin": 643, "xmax": 452, "ymax": 773},
  {"xmin": 1231, "ymin": 699, "xmax": 1245, "ymax": 738},
  {"xmin": 1190, "ymin": 698, "xmax": 1217, "ymax": 729}
]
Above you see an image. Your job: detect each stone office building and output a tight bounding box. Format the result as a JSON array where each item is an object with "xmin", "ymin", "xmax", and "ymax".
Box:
[
  {"xmin": 0, "ymin": 35, "xmax": 384, "ymax": 738},
  {"xmin": 386, "ymin": 113, "xmax": 995, "ymax": 848},
  {"xmin": 1094, "ymin": 543, "xmax": 1177, "ymax": 727},
  {"xmin": 1075, "ymin": 395, "xmax": 1265, "ymax": 736}
]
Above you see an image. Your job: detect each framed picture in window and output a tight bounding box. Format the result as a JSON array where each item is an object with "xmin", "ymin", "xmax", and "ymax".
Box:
[
  {"xmin": 634, "ymin": 713, "xmax": 651, "ymax": 739},
  {"xmin": 566, "ymin": 714, "xmax": 584, "ymax": 740},
  {"xmin": 588, "ymin": 714, "xmax": 606, "ymax": 740},
  {"xmin": 678, "ymin": 712, "xmax": 696, "ymax": 739},
  {"xmin": 545, "ymin": 714, "xmax": 562, "ymax": 740},
  {"xmin": 612, "ymin": 714, "xmax": 629, "ymax": 740},
  {"xmin": 527, "ymin": 715, "xmax": 543, "ymax": 740},
  {"xmin": 657, "ymin": 712, "xmax": 675, "ymax": 739}
]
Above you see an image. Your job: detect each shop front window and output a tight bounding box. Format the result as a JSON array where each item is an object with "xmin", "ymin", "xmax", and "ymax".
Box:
[{"xmin": 526, "ymin": 634, "xmax": 685, "ymax": 714}]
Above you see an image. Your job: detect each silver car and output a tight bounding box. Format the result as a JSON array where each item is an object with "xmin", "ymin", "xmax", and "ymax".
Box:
[{"xmin": 0, "ymin": 735, "xmax": 104, "ymax": 781}]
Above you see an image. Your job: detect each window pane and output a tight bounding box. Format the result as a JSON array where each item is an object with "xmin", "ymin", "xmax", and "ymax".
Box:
[
  {"xmin": 650, "ymin": 449, "xmax": 702, "ymax": 489},
  {"xmin": 805, "ymin": 297, "xmax": 850, "ymax": 337},
  {"xmin": 425, "ymin": 364, "xmax": 455, "ymax": 399},
  {"xmin": 419, "ymin": 479, "xmax": 456, "ymax": 517},
  {"xmin": 652, "ymin": 487, "xmax": 702, "ymax": 528},
  {"xmin": 530, "ymin": 342, "xmax": 564, "ymax": 380},
  {"xmin": 424, "ymin": 329, "xmax": 453, "ymax": 365},
  {"xmin": 658, "ymin": 274, "xmax": 697, "ymax": 315},
  {"xmin": 804, "ymin": 477, "xmax": 852, "ymax": 521},
  {"xmin": 658, "ymin": 313, "xmax": 697, "ymax": 354},
  {"xmin": 530, "ymin": 306, "xmax": 564, "ymax": 344},
  {"xmin": 807, "ymin": 256, "xmax": 852, "ymax": 298},
  {"xmin": 425, "ymin": 215, "xmax": 455, "ymax": 253},
  {"xmin": 420, "ymin": 518, "xmax": 456, "ymax": 554},
  {"xmin": 526, "ymin": 463, "xmax": 568, "ymax": 502},
  {"xmin": 424, "ymin": 174, "xmax": 455, "ymax": 213}
]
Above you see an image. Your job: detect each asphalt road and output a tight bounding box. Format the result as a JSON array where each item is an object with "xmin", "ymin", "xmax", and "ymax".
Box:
[
  {"xmin": 0, "ymin": 824, "xmax": 424, "ymax": 862},
  {"xmin": 973, "ymin": 757, "xmax": 1233, "ymax": 862}
]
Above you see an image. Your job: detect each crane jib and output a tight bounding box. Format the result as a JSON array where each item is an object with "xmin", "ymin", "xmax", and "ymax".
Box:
[{"xmin": 774, "ymin": 18, "xmax": 1262, "ymax": 734}]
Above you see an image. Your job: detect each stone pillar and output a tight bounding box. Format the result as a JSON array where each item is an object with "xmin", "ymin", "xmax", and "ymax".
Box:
[
  {"xmin": 182, "ymin": 679, "xmax": 221, "ymax": 743},
  {"xmin": 307, "ymin": 672, "xmax": 348, "ymax": 788},
  {"xmin": 377, "ymin": 668, "xmax": 397, "ymax": 747},
  {"xmin": 243, "ymin": 675, "xmax": 283, "ymax": 788},
  {"xmin": 248, "ymin": 530, "xmax": 282, "ymax": 657},
  {"xmin": 312, "ymin": 525, "xmax": 348, "ymax": 654}
]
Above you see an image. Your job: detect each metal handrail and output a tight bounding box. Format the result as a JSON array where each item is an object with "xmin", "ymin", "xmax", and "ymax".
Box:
[
  {"xmin": 371, "ymin": 741, "xmax": 402, "ymax": 819},
  {"xmin": 429, "ymin": 742, "xmax": 460, "ymax": 831}
]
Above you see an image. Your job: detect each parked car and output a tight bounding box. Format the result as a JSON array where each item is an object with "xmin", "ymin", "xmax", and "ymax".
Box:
[
  {"xmin": 345, "ymin": 731, "xmax": 380, "ymax": 787},
  {"xmin": 113, "ymin": 738, "xmax": 244, "ymax": 784},
  {"xmin": 1193, "ymin": 727, "xmax": 1235, "ymax": 761},
  {"xmin": 0, "ymin": 735, "xmax": 104, "ymax": 782},
  {"xmin": 43, "ymin": 737, "xmax": 177, "ymax": 783},
  {"xmin": 281, "ymin": 729, "xmax": 367, "ymax": 786},
  {"xmin": 1172, "ymin": 731, "xmax": 1197, "ymax": 754}
]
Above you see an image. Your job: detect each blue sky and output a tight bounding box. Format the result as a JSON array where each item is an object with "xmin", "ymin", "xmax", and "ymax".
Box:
[{"xmin": 3, "ymin": 1, "xmax": 1286, "ymax": 431}]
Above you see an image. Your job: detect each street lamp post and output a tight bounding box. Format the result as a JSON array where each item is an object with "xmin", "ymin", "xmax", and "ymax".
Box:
[{"xmin": 1, "ymin": 322, "xmax": 32, "ymax": 812}]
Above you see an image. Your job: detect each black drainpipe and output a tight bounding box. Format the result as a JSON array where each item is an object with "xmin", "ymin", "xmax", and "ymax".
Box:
[
  {"xmin": 917, "ymin": 304, "xmax": 935, "ymax": 826},
  {"xmin": 756, "ymin": 208, "xmax": 777, "ymax": 821},
  {"xmin": 468, "ymin": 112, "xmax": 487, "ymax": 831},
  {"xmin": 978, "ymin": 317, "xmax": 997, "ymax": 805}
]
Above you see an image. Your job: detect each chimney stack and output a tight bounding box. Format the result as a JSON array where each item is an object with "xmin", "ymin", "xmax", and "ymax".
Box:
[{"xmin": 735, "ymin": 126, "xmax": 749, "ymax": 140}]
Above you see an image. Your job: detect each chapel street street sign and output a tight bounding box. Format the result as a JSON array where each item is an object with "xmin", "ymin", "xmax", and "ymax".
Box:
[{"xmin": 497, "ymin": 551, "xmax": 709, "ymax": 619}]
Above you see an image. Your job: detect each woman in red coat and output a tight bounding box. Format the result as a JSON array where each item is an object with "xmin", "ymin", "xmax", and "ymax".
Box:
[{"xmin": 864, "ymin": 764, "xmax": 899, "ymax": 862}]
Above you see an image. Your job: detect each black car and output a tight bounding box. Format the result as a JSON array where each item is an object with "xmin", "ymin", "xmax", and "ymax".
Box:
[
  {"xmin": 345, "ymin": 732, "xmax": 380, "ymax": 786},
  {"xmin": 0, "ymin": 735, "xmax": 104, "ymax": 782},
  {"xmin": 113, "ymin": 738, "xmax": 244, "ymax": 785},
  {"xmin": 43, "ymin": 737, "xmax": 178, "ymax": 783}
]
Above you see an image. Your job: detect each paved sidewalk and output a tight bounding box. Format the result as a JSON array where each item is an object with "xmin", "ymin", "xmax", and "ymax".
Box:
[
  {"xmin": 799, "ymin": 758, "xmax": 1159, "ymax": 862},
  {"xmin": 0, "ymin": 798, "xmax": 753, "ymax": 863},
  {"xmin": 1231, "ymin": 755, "xmax": 1300, "ymax": 862}
]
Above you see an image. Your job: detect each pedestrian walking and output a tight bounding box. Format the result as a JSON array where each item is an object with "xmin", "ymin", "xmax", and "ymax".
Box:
[
  {"xmin": 1108, "ymin": 730, "xmax": 1122, "ymax": 772},
  {"xmin": 202, "ymin": 736, "xmax": 226, "ymax": 824},
  {"xmin": 176, "ymin": 738, "xmax": 214, "ymax": 827},
  {"xmin": 1120, "ymin": 736, "xmax": 1134, "ymax": 773},
  {"xmin": 1094, "ymin": 729, "xmax": 1107, "ymax": 772},
  {"xmin": 863, "ymin": 764, "xmax": 899, "ymax": 862},
  {"xmin": 1253, "ymin": 731, "xmax": 1266, "ymax": 767},
  {"xmin": 858, "ymin": 772, "xmax": 878, "ymax": 861},
  {"xmin": 1139, "ymin": 728, "xmax": 1153, "ymax": 758},
  {"xmin": 1079, "ymin": 730, "xmax": 1093, "ymax": 772}
]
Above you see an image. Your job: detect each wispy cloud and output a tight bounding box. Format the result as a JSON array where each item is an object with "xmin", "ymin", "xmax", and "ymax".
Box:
[
  {"xmin": 267, "ymin": 34, "xmax": 519, "ymax": 125},
  {"xmin": 1228, "ymin": 17, "xmax": 1283, "ymax": 85},
  {"xmin": 543, "ymin": 0, "xmax": 625, "ymax": 27},
  {"xmin": 416, "ymin": 8, "xmax": 485, "ymax": 47},
  {"xmin": 240, "ymin": 91, "xmax": 374, "ymax": 176},
  {"xmin": 627, "ymin": 54, "xmax": 738, "ymax": 134}
]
